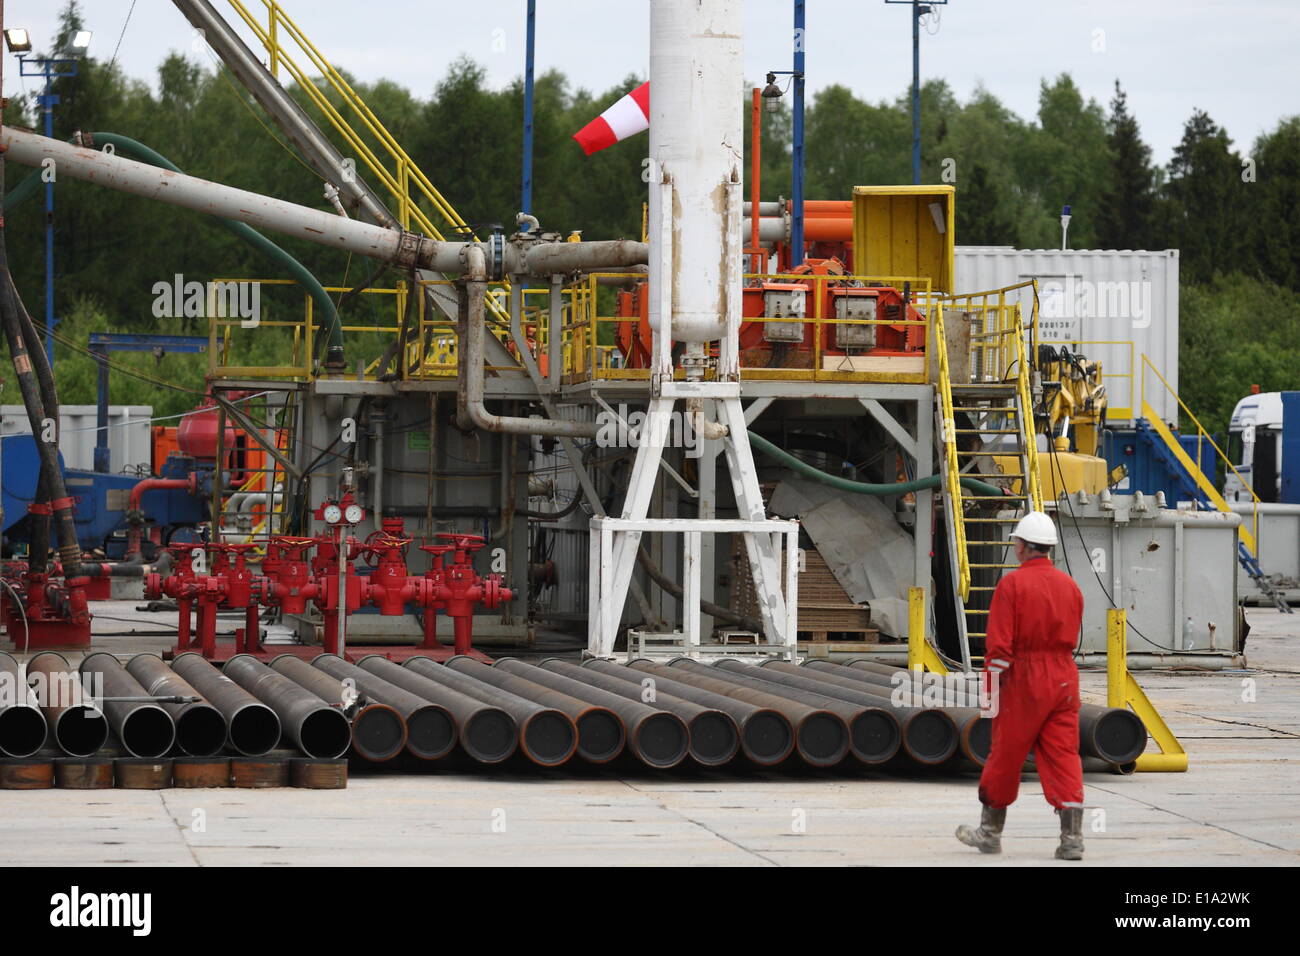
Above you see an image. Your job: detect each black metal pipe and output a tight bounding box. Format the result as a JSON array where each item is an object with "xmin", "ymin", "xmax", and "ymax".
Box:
[
  {"xmin": 802, "ymin": 661, "xmax": 985, "ymax": 763},
  {"xmin": 404, "ymin": 656, "xmax": 576, "ymax": 767},
  {"xmin": 0, "ymin": 650, "xmax": 48, "ymax": 758},
  {"xmin": 125, "ymin": 653, "xmax": 226, "ymax": 757},
  {"xmin": 446, "ymin": 656, "xmax": 625, "ymax": 764},
  {"xmin": 172, "ymin": 652, "xmax": 281, "ymax": 756},
  {"xmin": 764, "ymin": 661, "xmax": 961, "ymax": 765},
  {"xmin": 495, "ymin": 658, "xmax": 687, "ymax": 769},
  {"xmin": 269, "ymin": 655, "xmax": 406, "ymax": 763},
  {"xmin": 1079, "ymin": 703, "xmax": 1147, "ymax": 765},
  {"xmin": 80, "ymin": 652, "xmax": 175, "ymax": 758},
  {"xmin": 539, "ymin": 659, "xmax": 737, "ymax": 766},
  {"xmin": 585, "ymin": 659, "xmax": 794, "ymax": 766},
  {"xmin": 356, "ymin": 655, "xmax": 517, "ymax": 764},
  {"xmin": 709, "ymin": 659, "xmax": 900, "ymax": 765},
  {"xmin": 26, "ymin": 652, "xmax": 109, "ymax": 757},
  {"xmin": 312, "ymin": 654, "xmax": 454, "ymax": 760},
  {"xmin": 222, "ymin": 654, "xmax": 351, "ymax": 759},
  {"xmin": 633, "ymin": 660, "xmax": 849, "ymax": 768}
]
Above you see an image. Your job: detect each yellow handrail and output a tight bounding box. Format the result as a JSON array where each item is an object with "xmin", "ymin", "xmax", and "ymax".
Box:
[
  {"xmin": 1140, "ymin": 354, "xmax": 1259, "ymax": 554},
  {"xmin": 224, "ymin": 0, "xmax": 518, "ymax": 337},
  {"xmin": 933, "ymin": 299, "xmax": 969, "ymax": 599}
]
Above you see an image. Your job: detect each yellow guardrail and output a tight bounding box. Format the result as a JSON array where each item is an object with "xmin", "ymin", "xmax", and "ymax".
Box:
[
  {"xmin": 932, "ymin": 298, "xmax": 968, "ymax": 599},
  {"xmin": 208, "ymin": 278, "xmax": 404, "ymax": 380},
  {"xmin": 224, "ymin": 0, "xmax": 519, "ymax": 340},
  {"xmin": 1140, "ymin": 354, "xmax": 1259, "ymax": 555},
  {"xmin": 563, "ymin": 273, "xmax": 935, "ymax": 384}
]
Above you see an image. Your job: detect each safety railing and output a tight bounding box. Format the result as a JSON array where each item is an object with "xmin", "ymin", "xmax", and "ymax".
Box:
[
  {"xmin": 208, "ymin": 278, "xmax": 404, "ymax": 380},
  {"xmin": 931, "ymin": 299, "xmax": 968, "ymax": 599},
  {"xmin": 224, "ymin": 1, "xmax": 518, "ymax": 337},
  {"xmin": 1139, "ymin": 354, "xmax": 1259, "ymax": 555},
  {"xmin": 563, "ymin": 273, "xmax": 935, "ymax": 384}
]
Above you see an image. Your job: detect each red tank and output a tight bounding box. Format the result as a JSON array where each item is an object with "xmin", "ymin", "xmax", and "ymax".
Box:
[{"xmin": 178, "ymin": 394, "xmax": 238, "ymax": 461}]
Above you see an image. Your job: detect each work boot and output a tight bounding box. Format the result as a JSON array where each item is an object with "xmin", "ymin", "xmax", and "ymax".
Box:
[
  {"xmin": 955, "ymin": 805, "xmax": 1006, "ymax": 854},
  {"xmin": 1055, "ymin": 807, "xmax": 1084, "ymax": 860}
]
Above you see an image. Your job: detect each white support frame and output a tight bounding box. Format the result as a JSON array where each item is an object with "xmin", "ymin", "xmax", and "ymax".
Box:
[{"xmin": 590, "ymin": 514, "xmax": 801, "ymax": 659}]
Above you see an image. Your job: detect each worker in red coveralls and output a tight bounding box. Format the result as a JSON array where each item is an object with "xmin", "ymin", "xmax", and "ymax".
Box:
[{"xmin": 956, "ymin": 511, "xmax": 1086, "ymax": 860}]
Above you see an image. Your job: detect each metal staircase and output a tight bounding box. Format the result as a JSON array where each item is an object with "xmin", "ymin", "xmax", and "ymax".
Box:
[{"xmin": 935, "ymin": 291, "xmax": 1044, "ymax": 668}]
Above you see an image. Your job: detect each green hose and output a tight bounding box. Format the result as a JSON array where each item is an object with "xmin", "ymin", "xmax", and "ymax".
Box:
[
  {"xmin": 3, "ymin": 168, "xmax": 41, "ymax": 211},
  {"xmin": 5, "ymin": 132, "xmax": 345, "ymax": 364},
  {"xmin": 746, "ymin": 429, "xmax": 1006, "ymax": 497}
]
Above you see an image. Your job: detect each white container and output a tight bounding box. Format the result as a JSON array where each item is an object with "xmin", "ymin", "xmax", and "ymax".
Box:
[
  {"xmin": 1, "ymin": 404, "xmax": 154, "ymax": 474},
  {"xmin": 954, "ymin": 247, "xmax": 1180, "ymax": 425}
]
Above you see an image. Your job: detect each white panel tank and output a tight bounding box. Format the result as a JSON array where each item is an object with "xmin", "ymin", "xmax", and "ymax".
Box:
[
  {"xmin": 954, "ymin": 247, "xmax": 1180, "ymax": 425},
  {"xmin": 648, "ymin": 0, "xmax": 743, "ymax": 344},
  {"xmin": 1, "ymin": 405, "xmax": 154, "ymax": 473}
]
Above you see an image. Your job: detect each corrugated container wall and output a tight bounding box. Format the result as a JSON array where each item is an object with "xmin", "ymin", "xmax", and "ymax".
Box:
[
  {"xmin": 953, "ymin": 248, "xmax": 1180, "ymax": 425},
  {"xmin": 1, "ymin": 405, "xmax": 154, "ymax": 474}
]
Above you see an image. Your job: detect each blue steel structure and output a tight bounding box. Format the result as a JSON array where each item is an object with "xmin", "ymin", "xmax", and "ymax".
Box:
[
  {"xmin": 17, "ymin": 52, "xmax": 80, "ymax": 367},
  {"xmin": 88, "ymin": 333, "xmax": 207, "ymax": 473},
  {"xmin": 885, "ymin": 1, "xmax": 948, "ymax": 185},
  {"xmin": 520, "ymin": 0, "xmax": 537, "ymax": 220},
  {"xmin": 790, "ymin": 0, "xmax": 805, "ymax": 265}
]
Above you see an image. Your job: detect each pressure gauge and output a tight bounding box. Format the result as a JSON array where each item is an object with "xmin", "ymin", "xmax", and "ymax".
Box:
[
  {"xmin": 344, "ymin": 503, "xmax": 364, "ymax": 525},
  {"xmin": 322, "ymin": 503, "xmax": 342, "ymax": 525}
]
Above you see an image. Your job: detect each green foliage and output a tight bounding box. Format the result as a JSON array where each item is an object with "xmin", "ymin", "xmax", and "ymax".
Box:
[
  {"xmin": 1179, "ymin": 274, "xmax": 1300, "ymax": 436},
  {"xmin": 2, "ymin": 1, "xmax": 1298, "ymax": 434}
]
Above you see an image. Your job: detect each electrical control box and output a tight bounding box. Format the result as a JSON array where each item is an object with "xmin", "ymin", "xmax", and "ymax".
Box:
[
  {"xmin": 832, "ymin": 291, "xmax": 877, "ymax": 349},
  {"xmin": 762, "ymin": 284, "xmax": 807, "ymax": 343}
]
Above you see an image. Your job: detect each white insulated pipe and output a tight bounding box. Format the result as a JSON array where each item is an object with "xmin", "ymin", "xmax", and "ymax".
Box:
[
  {"xmin": 648, "ymin": 0, "xmax": 744, "ymax": 344},
  {"xmin": 1, "ymin": 127, "xmax": 647, "ymax": 278}
]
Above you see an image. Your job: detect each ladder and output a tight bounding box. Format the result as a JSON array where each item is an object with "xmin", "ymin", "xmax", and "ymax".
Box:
[{"xmin": 935, "ymin": 294, "xmax": 1043, "ymax": 669}]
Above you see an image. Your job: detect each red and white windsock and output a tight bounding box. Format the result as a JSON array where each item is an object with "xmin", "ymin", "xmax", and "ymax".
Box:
[{"xmin": 573, "ymin": 82, "xmax": 649, "ymax": 156}]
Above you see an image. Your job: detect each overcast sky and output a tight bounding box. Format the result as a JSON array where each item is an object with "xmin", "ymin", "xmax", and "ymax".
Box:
[{"xmin": 3, "ymin": 1, "xmax": 1296, "ymax": 166}]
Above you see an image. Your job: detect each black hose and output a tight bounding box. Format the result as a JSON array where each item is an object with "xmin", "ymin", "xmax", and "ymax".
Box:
[{"xmin": 0, "ymin": 171, "xmax": 81, "ymax": 575}]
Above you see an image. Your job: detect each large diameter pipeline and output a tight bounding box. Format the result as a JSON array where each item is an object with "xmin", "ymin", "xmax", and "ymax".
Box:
[
  {"xmin": 1079, "ymin": 703, "xmax": 1148, "ymax": 765},
  {"xmin": 710, "ymin": 659, "xmax": 900, "ymax": 765},
  {"xmin": 356, "ymin": 656, "xmax": 517, "ymax": 764},
  {"xmin": 222, "ymin": 654, "xmax": 350, "ymax": 759},
  {"xmin": 539, "ymin": 659, "xmax": 738, "ymax": 767},
  {"xmin": 312, "ymin": 655, "xmax": 454, "ymax": 760},
  {"xmin": 845, "ymin": 662, "xmax": 1146, "ymax": 765},
  {"xmin": 80, "ymin": 653, "xmax": 175, "ymax": 759},
  {"xmin": 27, "ymin": 653, "xmax": 109, "ymax": 757},
  {"xmin": 585, "ymin": 658, "xmax": 792, "ymax": 765},
  {"xmin": 446, "ymin": 656, "xmax": 624, "ymax": 764},
  {"xmin": 125, "ymin": 654, "xmax": 226, "ymax": 757},
  {"xmin": 270, "ymin": 655, "xmax": 406, "ymax": 763},
  {"xmin": 763, "ymin": 661, "xmax": 961, "ymax": 765},
  {"xmin": 172, "ymin": 653, "xmax": 281, "ymax": 756},
  {"xmin": 0, "ymin": 651, "xmax": 48, "ymax": 757},
  {"xmin": 404, "ymin": 657, "xmax": 576, "ymax": 767},
  {"xmin": 495, "ymin": 659, "xmax": 688, "ymax": 769},
  {"xmin": 634, "ymin": 660, "xmax": 849, "ymax": 768}
]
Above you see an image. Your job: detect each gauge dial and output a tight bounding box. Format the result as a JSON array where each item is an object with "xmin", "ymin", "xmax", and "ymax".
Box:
[
  {"xmin": 344, "ymin": 503, "xmax": 364, "ymax": 524},
  {"xmin": 323, "ymin": 503, "xmax": 342, "ymax": 524}
]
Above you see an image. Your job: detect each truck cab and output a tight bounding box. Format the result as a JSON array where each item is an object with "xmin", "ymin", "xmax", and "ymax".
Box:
[{"xmin": 1225, "ymin": 391, "xmax": 1288, "ymax": 502}]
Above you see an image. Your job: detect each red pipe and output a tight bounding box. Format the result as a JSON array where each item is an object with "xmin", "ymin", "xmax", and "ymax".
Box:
[{"xmin": 125, "ymin": 476, "xmax": 194, "ymax": 557}]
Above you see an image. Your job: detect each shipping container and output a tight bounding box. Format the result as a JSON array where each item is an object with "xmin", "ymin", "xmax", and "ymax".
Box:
[
  {"xmin": 1, "ymin": 405, "xmax": 154, "ymax": 474},
  {"xmin": 953, "ymin": 247, "xmax": 1180, "ymax": 425}
]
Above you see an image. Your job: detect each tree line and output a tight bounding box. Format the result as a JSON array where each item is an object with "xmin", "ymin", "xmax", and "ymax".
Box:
[{"xmin": 2, "ymin": 2, "xmax": 1297, "ymax": 435}]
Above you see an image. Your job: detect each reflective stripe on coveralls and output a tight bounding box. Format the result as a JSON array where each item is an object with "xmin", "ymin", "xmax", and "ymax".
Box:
[{"xmin": 977, "ymin": 554, "xmax": 1086, "ymax": 811}]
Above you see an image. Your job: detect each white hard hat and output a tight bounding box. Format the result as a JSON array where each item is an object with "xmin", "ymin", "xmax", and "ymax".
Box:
[{"xmin": 1010, "ymin": 511, "xmax": 1058, "ymax": 546}]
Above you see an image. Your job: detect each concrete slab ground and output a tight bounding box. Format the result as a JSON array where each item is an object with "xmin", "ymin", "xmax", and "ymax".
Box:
[{"xmin": 1, "ymin": 606, "xmax": 1295, "ymax": 866}]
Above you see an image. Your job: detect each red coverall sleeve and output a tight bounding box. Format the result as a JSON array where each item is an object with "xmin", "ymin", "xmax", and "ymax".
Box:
[{"xmin": 984, "ymin": 577, "xmax": 1016, "ymax": 677}]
